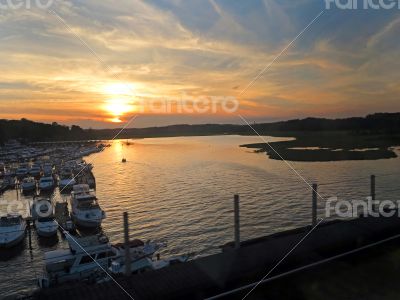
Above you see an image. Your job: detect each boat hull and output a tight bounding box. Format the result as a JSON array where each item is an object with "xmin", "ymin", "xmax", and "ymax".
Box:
[
  {"xmin": 36, "ymin": 228, "xmax": 58, "ymax": 237},
  {"xmin": 71, "ymin": 215, "xmax": 102, "ymax": 228},
  {"xmin": 0, "ymin": 231, "xmax": 25, "ymax": 248}
]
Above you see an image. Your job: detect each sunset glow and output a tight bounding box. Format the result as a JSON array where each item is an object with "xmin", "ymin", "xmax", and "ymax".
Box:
[{"xmin": 0, "ymin": 1, "xmax": 399, "ymax": 128}]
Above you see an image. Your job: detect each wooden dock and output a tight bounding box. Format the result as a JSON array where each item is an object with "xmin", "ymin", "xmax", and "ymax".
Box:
[{"xmin": 32, "ymin": 210, "xmax": 400, "ymax": 300}]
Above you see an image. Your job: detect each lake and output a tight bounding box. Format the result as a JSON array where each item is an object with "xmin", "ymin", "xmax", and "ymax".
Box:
[{"xmin": 1, "ymin": 135, "xmax": 400, "ymax": 297}]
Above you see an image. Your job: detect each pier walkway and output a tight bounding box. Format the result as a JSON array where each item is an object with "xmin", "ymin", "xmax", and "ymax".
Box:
[{"xmin": 33, "ymin": 211, "xmax": 400, "ymax": 300}]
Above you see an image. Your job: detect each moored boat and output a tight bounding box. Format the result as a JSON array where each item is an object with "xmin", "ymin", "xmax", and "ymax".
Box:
[
  {"xmin": 21, "ymin": 177, "xmax": 36, "ymax": 193},
  {"xmin": 31, "ymin": 197, "xmax": 58, "ymax": 237},
  {"xmin": 39, "ymin": 176, "xmax": 55, "ymax": 192},
  {"xmin": 70, "ymin": 184, "xmax": 105, "ymax": 228},
  {"xmin": 0, "ymin": 214, "xmax": 26, "ymax": 248}
]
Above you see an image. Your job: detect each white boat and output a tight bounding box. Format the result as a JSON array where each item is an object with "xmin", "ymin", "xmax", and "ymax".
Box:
[
  {"xmin": 31, "ymin": 198, "xmax": 58, "ymax": 237},
  {"xmin": 16, "ymin": 167, "xmax": 28, "ymax": 179},
  {"xmin": 39, "ymin": 176, "xmax": 55, "ymax": 192},
  {"xmin": 42, "ymin": 163, "xmax": 53, "ymax": 177},
  {"xmin": 21, "ymin": 177, "xmax": 36, "ymax": 193},
  {"xmin": 70, "ymin": 184, "xmax": 105, "ymax": 228},
  {"xmin": 38, "ymin": 234, "xmax": 163, "ymax": 288},
  {"xmin": 29, "ymin": 164, "xmax": 41, "ymax": 177},
  {"xmin": 58, "ymin": 176, "xmax": 76, "ymax": 191},
  {"xmin": 35, "ymin": 217, "xmax": 58, "ymax": 237},
  {"xmin": 0, "ymin": 214, "xmax": 26, "ymax": 248},
  {"xmin": 108, "ymin": 240, "xmax": 169, "ymax": 275}
]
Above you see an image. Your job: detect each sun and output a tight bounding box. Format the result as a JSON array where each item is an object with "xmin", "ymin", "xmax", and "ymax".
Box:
[
  {"xmin": 104, "ymin": 98, "xmax": 133, "ymax": 122},
  {"xmin": 102, "ymin": 83, "xmax": 135, "ymax": 122}
]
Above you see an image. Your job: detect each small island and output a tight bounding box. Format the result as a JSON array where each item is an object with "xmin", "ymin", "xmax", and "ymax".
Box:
[{"xmin": 241, "ymin": 131, "xmax": 400, "ymax": 162}]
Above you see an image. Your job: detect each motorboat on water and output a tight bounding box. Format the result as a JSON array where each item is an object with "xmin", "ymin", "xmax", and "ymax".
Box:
[
  {"xmin": 38, "ymin": 233, "xmax": 166, "ymax": 288},
  {"xmin": 58, "ymin": 175, "xmax": 76, "ymax": 191},
  {"xmin": 35, "ymin": 216, "xmax": 58, "ymax": 238},
  {"xmin": 0, "ymin": 214, "xmax": 26, "ymax": 248},
  {"xmin": 107, "ymin": 240, "xmax": 188, "ymax": 275},
  {"xmin": 29, "ymin": 164, "xmax": 42, "ymax": 177},
  {"xmin": 38, "ymin": 234, "xmax": 115, "ymax": 288},
  {"xmin": 70, "ymin": 184, "xmax": 105, "ymax": 228},
  {"xmin": 31, "ymin": 197, "xmax": 58, "ymax": 237},
  {"xmin": 39, "ymin": 176, "xmax": 55, "ymax": 192},
  {"xmin": 21, "ymin": 177, "xmax": 36, "ymax": 193},
  {"xmin": 42, "ymin": 163, "xmax": 53, "ymax": 177},
  {"xmin": 16, "ymin": 166, "xmax": 28, "ymax": 179}
]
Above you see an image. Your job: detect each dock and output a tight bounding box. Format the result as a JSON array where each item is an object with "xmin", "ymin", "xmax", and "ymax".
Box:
[
  {"xmin": 32, "ymin": 210, "xmax": 400, "ymax": 300},
  {"xmin": 54, "ymin": 202, "xmax": 74, "ymax": 233}
]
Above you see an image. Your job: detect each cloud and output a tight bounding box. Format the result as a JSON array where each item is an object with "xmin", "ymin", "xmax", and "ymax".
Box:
[{"xmin": 0, "ymin": 0, "xmax": 399, "ymax": 127}]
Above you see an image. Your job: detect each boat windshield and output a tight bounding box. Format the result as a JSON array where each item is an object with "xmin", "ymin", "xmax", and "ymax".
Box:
[
  {"xmin": 41, "ymin": 179, "xmax": 53, "ymax": 183},
  {"xmin": 77, "ymin": 199, "xmax": 99, "ymax": 210},
  {"xmin": 38, "ymin": 217, "xmax": 55, "ymax": 222},
  {"xmin": 0, "ymin": 216, "xmax": 21, "ymax": 226}
]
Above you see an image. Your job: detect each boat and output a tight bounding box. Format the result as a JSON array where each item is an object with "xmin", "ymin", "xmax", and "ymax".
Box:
[
  {"xmin": 37, "ymin": 234, "xmax": 164, "ymax": 288},
  {"xmin": 122, "ymin": 158, "xmax": 127, "ymax": 163},
  {"xmin": 109, "ymin": 240, "xmax": 181, "ymax": 275},
  {"xmin": 0, "ymin": 214, "xmax": 26, "ymax": 248},
  {"xmin": 4, "ymin": 176, "xmax": 16, "ymax": 189},
  {"xmin": 70, "ymin": 184, "xmax": 105, "ymax": 228},
  {"xmin": 21, "ymin": 177, "xmax": 36, "ymax": 193},
  {"xmin": 58, "ymin": 175, "xmax": 76, "ymax": 192},
  {"xmin": 31, "ymin": 197, "xmax": 58, "ymax": 237},
  {"xmin": 42, "ymin": 163, "xmax": 53, "ymax": 177},
  {"xmin": 39, "ymin": 176, "xmax": 55, "ymax": 192},
  {"xmin": 37, "ymin": 234, "xmax": 115, "ymax": 288},
  {"xmin": 29, "ymin": 164, "xmax": 42, "ymax": 177},
  {"xmin": 16, "ymin": 166, "xmax": 28, "ymax": 179}
]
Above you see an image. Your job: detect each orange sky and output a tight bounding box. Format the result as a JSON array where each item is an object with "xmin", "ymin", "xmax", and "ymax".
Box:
[{"xmin": 1, "ymin": 1, "xmax": 400, "ymax": 128}]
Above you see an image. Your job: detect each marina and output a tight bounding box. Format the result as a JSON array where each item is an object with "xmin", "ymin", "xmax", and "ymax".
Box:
[{"xmin": 0, "ymin": 136, "xmax": 399, "ymax": 298}]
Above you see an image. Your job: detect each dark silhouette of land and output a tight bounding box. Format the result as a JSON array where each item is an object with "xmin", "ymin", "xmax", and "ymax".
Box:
[{"xmin": 1, "ymin": 113, "xmax": 400, "ymax": 161}]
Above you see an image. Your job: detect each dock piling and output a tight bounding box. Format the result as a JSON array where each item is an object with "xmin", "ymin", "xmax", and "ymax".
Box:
[
  {"xmin": 123, "ymin": 212, "xmax": 131, "ymax": 276},
  {"xmin": 312, "ymin": 184, "xmax": 318, "ymax": 227},
  {"xmin": 371, "ymin": 175, "xmax": 376, "ymax": 212},
  {"xmin": 234, "ymin": 194, "xmax": 240, "ymax": 249}
]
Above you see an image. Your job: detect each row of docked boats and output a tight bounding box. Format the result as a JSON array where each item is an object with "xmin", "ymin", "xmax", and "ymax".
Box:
[{"xmin": 37, "ymin": 233, "xmax": 188, "ymax": 288}]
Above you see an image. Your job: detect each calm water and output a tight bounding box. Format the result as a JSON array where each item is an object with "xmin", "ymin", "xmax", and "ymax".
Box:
[{"xmin": 1, "ymin": 135, "xmax": 400, "ymax": 297}]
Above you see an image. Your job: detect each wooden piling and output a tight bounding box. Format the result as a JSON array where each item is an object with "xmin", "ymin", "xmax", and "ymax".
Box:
[
  {"xmin": 312, "ymin": 184, "xmax": 318, "ymax": 227},
  {"xmin": 123, "ymin": 212, "xmax": 131, "ymax": 276},
  {"xmin": 234, "ymin": 194, "xmax": 240, "ymax": 249},
  {"xmin": 371, "ymin": 175, "xmax": 376, "ymax": 212}
]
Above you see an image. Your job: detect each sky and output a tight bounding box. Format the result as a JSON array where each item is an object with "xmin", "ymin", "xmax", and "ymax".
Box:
[{"xmin": 0, "ymin": 0, "xmax": 399, "ymax": 128}]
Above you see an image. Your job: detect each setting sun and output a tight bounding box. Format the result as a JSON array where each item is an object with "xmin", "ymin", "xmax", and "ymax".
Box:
[{"xmin": 102, "ymin": 83, "xmax": 135, "ymax": 122}]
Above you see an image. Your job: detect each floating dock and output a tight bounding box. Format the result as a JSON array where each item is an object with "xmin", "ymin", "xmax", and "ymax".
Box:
[{"xmin": 32, "ymin": 210, "xmax": 400, "ymax": 300}]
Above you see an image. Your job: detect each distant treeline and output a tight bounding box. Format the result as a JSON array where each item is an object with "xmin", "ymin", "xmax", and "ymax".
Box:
[
  {"xmin": 0, "ymin": 118, "xmax": 88, "ymax": 144},
  {"xmin": 1, "ymin": 113, "xmax": 400, "ymax": 143}
]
